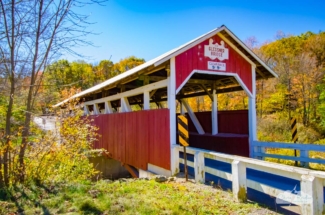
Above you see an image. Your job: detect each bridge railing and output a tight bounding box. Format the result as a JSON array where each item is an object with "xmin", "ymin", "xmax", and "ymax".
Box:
[
  {"xmin": 173, "ymin": 145, "xmax": 325, "ymax": 214},
  {"xmin": 252, "ymin": 141, "xmax": 325, "ymax": 167}
]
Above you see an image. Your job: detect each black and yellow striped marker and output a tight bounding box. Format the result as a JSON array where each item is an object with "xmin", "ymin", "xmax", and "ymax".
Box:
[
  {"xmin": 177, "ymin": 115, "xmax": 189, "ymax": 147},
  {"xmin": 291, "ymin": 117, "xmax": 298, "ymax": 166},
  {"xmin": 291, "ymin": 117, "xmax": 298, "ymax": 143}
]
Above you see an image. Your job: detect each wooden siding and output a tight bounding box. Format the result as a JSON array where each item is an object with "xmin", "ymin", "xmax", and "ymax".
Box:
[
  {"xmin": 90, "ymin": 109, "xmax": 171, "ymax": 170},
  {"xmin": 175, "ymin": 34, "xmax": 252, "ymax": 93},
  {"xmin": 185, "ymin": 110, "xmax": 248, "ymax": 134},
  {"xmin": 177, "ymin": 110, "xmax": 249, "ymax": 157}
]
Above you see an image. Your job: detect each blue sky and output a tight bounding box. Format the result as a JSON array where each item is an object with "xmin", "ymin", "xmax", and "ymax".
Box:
[{"xmin": 66, "ymin": 0, "xmax": 325, "ymax": 64}]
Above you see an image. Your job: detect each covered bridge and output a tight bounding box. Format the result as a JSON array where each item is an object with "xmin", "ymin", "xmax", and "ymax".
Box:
[{"xmin": 55, "ymin": 25, "xmax": 277, "ymax": 177}]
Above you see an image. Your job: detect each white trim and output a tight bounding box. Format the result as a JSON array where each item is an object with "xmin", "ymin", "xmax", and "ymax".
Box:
[
  {"xmin": 176, "ymin": 69, "xmax": 197, "ymax": 94},
  {"xmin": 104, "ymin": 101, "xmax": 113, "ymax": 114},
  {"xmin": 148, "ymin": 163, "xmax": 171, "ymax": 177},
  {"xmin": 177, "ymin": 69, "xmax": 253, "ymax": 98},
  {"xmin": 84, "ymin": 79, "xmax": 167, "ymax": 106},
  {"xmin": 154, "ymin": 26, "xmax": 227, "ymax": 67},
  {"xmin": 217, "ymin": 33, "xmax": 256, "ymax": 67},
  {"xmin": 121, "ymin": 97, "xmax": 131, "ymax": 112},
  {"xmin": 211, "ymin": 89, "xmax": 218, "ymax": 135},
  {"xmin": 143, "ymin": 91, "xmax": 150, "ymax": 110},
  {"xmin": 181, "ymin": 99, "xmax": 205, "ymax": 134},
  {"xmin": 223, "ymin": 28, "xmax": 278, "ymax": 78}
]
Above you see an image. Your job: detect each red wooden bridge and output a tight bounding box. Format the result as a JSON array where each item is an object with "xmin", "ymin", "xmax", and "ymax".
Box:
[
  {"xmin": 55, "ymin": 25, "xmax": 277, "ymax": 177},
  {"xmin": 55, "ymin": 26, "xmax": 325, "ymax": 214}
]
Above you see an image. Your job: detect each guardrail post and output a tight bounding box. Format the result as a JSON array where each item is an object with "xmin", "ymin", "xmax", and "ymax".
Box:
[
  {"xmin": 300, "ymin": 150, "xmax": 309, "ymax": 168},
  {"xmin": 232, "ymin": 160, "xmax": 247, "ymax": 202},
  {"xmin": 194, "ymin": 151, "xmax": 205, "ymax": 183},
  {"xmin": 300, "ymin": 175, "xmax": 323, "ymax": 215},
  {"xmin": 171, "ymin": 145, "xmax": 180, "ymax": 176},
  {"xmin": 253, "ymin": 143, "xmax": 264, "ymax": 160}
]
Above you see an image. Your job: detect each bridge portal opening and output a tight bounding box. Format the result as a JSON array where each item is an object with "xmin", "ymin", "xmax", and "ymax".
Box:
[{"xmin": 175, "ymin": 72, "xmax": 249, "ymax": 157}]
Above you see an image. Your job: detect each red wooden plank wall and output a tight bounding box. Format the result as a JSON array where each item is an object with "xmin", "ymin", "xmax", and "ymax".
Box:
[
  {"xmin": 89, "ymin": 109, "xmax": 170, "ymax": 170},
  {"xmin": 184, "ymin": 110, "xmax": 248, "ymax": 134},
  {"xmin": 175, "ymin": 34, "xmax": 252, "ymax": 93},
  {"xmin": 176, "ymin": 110, "xmax": 249, "ymax": 157}
]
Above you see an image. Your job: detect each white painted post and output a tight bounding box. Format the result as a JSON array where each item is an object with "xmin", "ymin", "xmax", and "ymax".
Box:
[
  {"xmin": 300, "ymin": 175, "xmax": 324, "ymax": 215},
  {"xmin": 104, "ymin": 101, "xmax": 113, "ymax": 114},
  {"xmin": 83, "ymin": 105, "xmax": 90, "ymax": 115},
  {"xmin": 249, "ymin": 65, "xmax": 258, "ymax": 158},
  {"xmin": 171, "ymin": 145, "xmax": 180, "ymax": 175},
  {"xmin": 121, "ymin": 97, "xmax": 131, "ymax": 112},
  {"xmin": 194, "ymin": 151, "xmax": 205, "ymax": 183},
  {"xmin": 143, "ymin": 91, "xmax": 150, "ymax": 110},
  {"xmin": 300, "ymin": 150, "xmax": 309, "ymax": 168},
  {"xmin": 93, "ymin": 104, "xmax": 100, "ymax": 115},
  {"xmin": 232, "ymin": 160, "xmax": 247, "ymax": 202},
  {"xmin": 181, "ymin": 99, "xmax": 205, "ymax": 134},
  {"xmin": 180, "ymin": 101, "xmax": 186, "ymax": 115},
  {"xmin": 168, "ymin": 58, "xmax": 178, "ymax": 175},
  {"xmin": 211, "ymin": 89, "xmax": 218, "ymax": 135}
]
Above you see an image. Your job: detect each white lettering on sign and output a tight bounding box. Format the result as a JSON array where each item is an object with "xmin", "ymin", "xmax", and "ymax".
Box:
[
  {"xmin": 204, "ymin": 38, "xmax": 229, "ymax": 61},
  {"xmin": 208, "ymin": 61, "xmax": 226, "ymax": 71}
]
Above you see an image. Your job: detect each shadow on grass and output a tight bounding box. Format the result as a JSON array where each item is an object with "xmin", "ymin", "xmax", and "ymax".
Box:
[
  {"xmin": 79, "ymin": 200, "xmax": 103, "ymax": 215},
  {"xmin": 0, "ymin": 183, "xmax": 57, "ymax": 215}
]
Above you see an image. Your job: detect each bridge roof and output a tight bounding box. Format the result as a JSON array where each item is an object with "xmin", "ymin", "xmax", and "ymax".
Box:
[{"xmin": 54, "ymin": 25, "xmax": 277, "ymax": 107}]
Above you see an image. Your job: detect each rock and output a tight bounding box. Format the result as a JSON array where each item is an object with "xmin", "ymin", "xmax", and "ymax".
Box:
[
  {"xmin": 168, "ymin": 177, "xmax": 175, "ymax": 182},
  {"xmin": 119, "ymin": 178, "xmax": 128, "ymax": 182},
  {"xmin": 155, "ymin": 175, "xmax": 167, "ymax": 182},
  {"xmin": 103, "ymin": 179, "xmax": 113, "ymax": 183}
]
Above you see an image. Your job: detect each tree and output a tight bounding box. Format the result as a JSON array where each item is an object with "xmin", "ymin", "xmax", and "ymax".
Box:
[
  {"xmin": 112, "ymin": 56, "xmax": 145, "ymax": 74},
  {"xmin": 0, "ymin": 0, "xmax": 104, "ymax": 187},
  {"xmin": 259, "ymin": 32, "xmax": 325, "ymax": 126}
]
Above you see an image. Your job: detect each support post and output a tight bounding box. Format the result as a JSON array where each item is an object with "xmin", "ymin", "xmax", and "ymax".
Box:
[
  {"xmin": 300, "ymin": 150, "xmax": 309, "ymax": 168},
  {"xmin": 144, "ymin": 91, "xmax": 150, "ymax": 110},
  {"xmin": 104, "ymin": 101, "xmax": 113, "ymax": 114},
  {"xmin": 168, "ymin": 58, "xmax": 178, "ymax": 175},
  {"xmin": 232, "ymin": 160, "xmax": 247, "ymax": 202},
  {"xmin": 93, "ymin": 104, "xmax": 100, "ymax": 115},
  {"xmin": 83, "ymin": 105, "xmax": 90, "ymax": 115},
  {"xmin": 194, "ymin": 151, "xmax": 205, "ymax": 183},
  {"xmin": 171, "ymin": 145, "xmax": 180, "ymax": 175},
  {"xmin": 249, "ymin": 65, "xmax": 258, "ymax": 158},
  {"xmin": 121, "ymin": 97, "xmax": 131, "ymax": 112},
  {"xmin": 180, "ymin": 101, "xmax": 186, "ymax": 115},
  {"xmin": 211, "ymin": 87, "xmax": 218, "ymax": 135},
  {"xmin": 300, "ymin": 175, "xmax": 323, "ymax": 215}
]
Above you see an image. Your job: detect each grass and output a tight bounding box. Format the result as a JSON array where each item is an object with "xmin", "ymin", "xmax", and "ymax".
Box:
[{"xmin": 0, "ymin": 178, "xmax": 277, "ymax": 215}]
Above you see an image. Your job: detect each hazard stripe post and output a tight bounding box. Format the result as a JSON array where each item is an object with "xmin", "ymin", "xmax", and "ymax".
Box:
[
  {"xmin": 178, "ymin": 115, "xmax": 189, "ymax": 180},
  {"xmin": 291, "ymin": 117, "xmax": 298, "ymax": 166}
]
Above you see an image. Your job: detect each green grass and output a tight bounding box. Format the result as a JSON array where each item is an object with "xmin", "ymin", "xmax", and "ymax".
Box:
[{"xmin": 0, "ymin": 179, "xmax": 276, "ymax": 215}]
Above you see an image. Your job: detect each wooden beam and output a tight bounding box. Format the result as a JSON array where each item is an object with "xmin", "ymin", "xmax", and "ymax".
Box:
[
  {"xmin": 84, "ymin": 79, "xmax": 167, "ymax": 105},
  {"xmin": 181, "ymin": 99, "xmax": 205, "ymax": 134},
  {"xmin": 200, "ymin": 84, "xmax": 213, "ymax": 100},
  {"xmin": 150, "ymin": 89, "xmax": 157, "ymax": 98}
]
